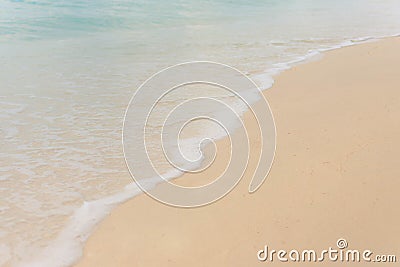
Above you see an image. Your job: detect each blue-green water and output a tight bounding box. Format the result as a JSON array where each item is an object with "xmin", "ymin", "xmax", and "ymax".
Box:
[
  {"xmin": 2, "ymin": 0, "xmax": 399, "ymax": 41},
  {"xmin": 1, "ymin": 0, "xmax": 400, "ymax": 96},
  {"xmin": 0, "ymin": 1, "xmax": 399, "ymax": 266}
]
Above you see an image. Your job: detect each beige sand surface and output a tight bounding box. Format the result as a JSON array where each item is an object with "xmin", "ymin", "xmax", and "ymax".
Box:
[{"xmin": 75, "ymin": 37, "xmax": 400, "ymax": 266}]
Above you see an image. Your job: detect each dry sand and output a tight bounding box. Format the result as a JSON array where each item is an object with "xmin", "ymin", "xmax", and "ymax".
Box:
[{"xmin": 75, "ymin": 37, "xmax": 400, "ymax": 266}]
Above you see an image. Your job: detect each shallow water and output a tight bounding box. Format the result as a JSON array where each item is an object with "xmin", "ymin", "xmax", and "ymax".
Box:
[{"xmin": 0, "ymin": 0, "xmax": 400, "ymax": 266}]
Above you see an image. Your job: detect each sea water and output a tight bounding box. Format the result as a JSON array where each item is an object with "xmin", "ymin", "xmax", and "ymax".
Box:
[{"xmin": 0, "ymin": 0, "xmax": 400, "ymax": 266}]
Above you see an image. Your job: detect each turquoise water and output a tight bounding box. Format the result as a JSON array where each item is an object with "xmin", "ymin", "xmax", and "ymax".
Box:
[
  {"xmin": 2, "ymin": 0, "xmax": 399, "ymax": 41},
  {"xmin": 2, "ymin": 0, "xmax": 296, "ymax": 43},
  {"xmin": 1, "ymin": 0, "xmax": 400, "ymax": 96},
  {"xmin": 0, "ymin": 1, "xmax": 400, "ymax": 266}
]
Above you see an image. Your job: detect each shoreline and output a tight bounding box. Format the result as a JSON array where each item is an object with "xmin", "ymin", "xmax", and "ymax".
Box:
[
  {"xmin": 17, "ymin": 36, "xmax": 399, "ymax": 267},
  {"xmin": 3, "ymin": 1, "xmax": 400, "ymax": 265},
  {"xmin": 74, "ymin": 36, "xmax": 400, "ymax": 266}
]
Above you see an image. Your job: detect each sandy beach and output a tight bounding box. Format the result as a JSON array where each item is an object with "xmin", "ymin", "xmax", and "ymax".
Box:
[{"xmin": 75, "ymin": 37, "xmax": 400, "ymax": 266}]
